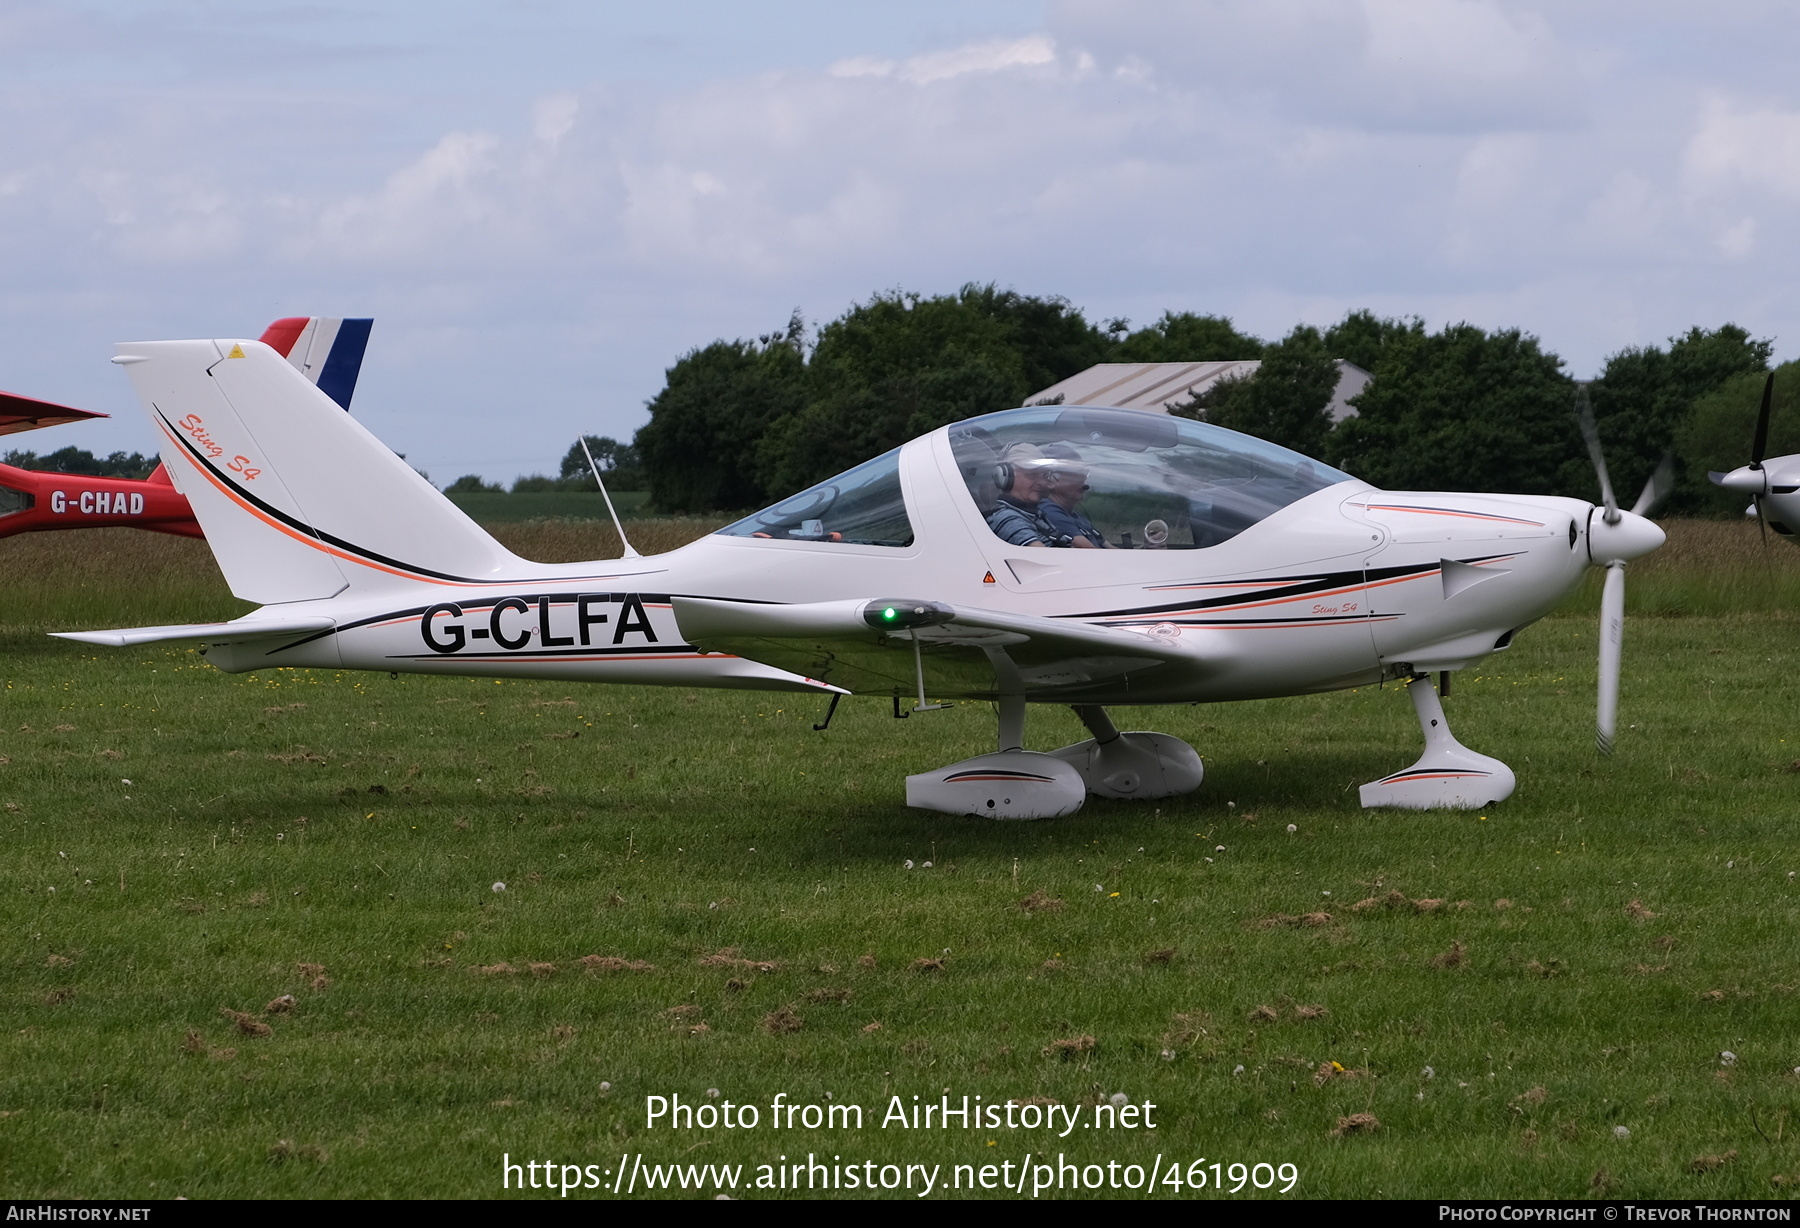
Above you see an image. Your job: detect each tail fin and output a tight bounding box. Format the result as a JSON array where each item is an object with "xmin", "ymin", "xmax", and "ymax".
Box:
[
  {"xmin": 115, "ymin": 337, "xmax": 524, "ymax": 605},
  {"xmin": 257, "ymin": 317, "xmax": 373, "ymax": 410}
]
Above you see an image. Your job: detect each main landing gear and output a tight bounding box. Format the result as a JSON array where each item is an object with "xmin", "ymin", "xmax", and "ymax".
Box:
[
  {"xmin": 905, "ymin": 698, "xmax": 1204, "ymax": 820},
  {"xmin": 1358, "ymin": 674, "xmax": 1515, "ymax": 810}
]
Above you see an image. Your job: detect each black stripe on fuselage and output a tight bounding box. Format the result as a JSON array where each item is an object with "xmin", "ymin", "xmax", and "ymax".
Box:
[
  {"xmin": 160, "ymin": 407, "xmax": 659, "ymax": 588},
  {"xmin": 1060, "ymin": 556, "xmax": 1512, "ymax": 621}
]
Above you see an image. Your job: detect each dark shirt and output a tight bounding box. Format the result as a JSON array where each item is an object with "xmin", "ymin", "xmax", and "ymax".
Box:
[
  {"xmin": 986, "ymin": 497, "xmax": 1057, "ymax": 546},
  {"xmin": 1041, "ymin": 500, "xmax": 1106, "ymax": 547}
]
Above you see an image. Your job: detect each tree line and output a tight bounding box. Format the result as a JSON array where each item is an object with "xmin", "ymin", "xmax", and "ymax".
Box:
[
  {"xmin": 628, "ymin": 284, "xmax": 1785, "ymax": 518},
  {"xmin": 1, "ymin": 446, "xmax": 158, "ymax": 479}
]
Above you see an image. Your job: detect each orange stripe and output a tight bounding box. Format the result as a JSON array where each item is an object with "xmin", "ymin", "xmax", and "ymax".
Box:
[
  {"xmin": 164, "ymin": 421, "xmax": 621, "ymax": 589},
  {"xmin": 1362, "ymin": 504, "xmax": 1543, "ymax": 526}
]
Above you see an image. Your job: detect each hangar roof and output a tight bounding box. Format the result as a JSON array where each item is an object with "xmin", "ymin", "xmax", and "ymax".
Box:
[{"xmin": 1024, "ymin": 360, "xmax": 1370, "ymax": 423}]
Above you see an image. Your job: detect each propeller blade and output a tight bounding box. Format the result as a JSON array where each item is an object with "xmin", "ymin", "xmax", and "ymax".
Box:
[
  {"xmin": 1596, "ymin": 561, "xmax": 1625, "ymax": 755},
  {"xmin": 1576, "ymin": 385, "xmax": 1619, "ymax": 523},
  {"xmin": 1630, "ymin": 452, "xmax": 1675, "ymax": 517},
  {"xmin": 1751, "ymin": 372, "xmax": 1774, "ymax": 467}
]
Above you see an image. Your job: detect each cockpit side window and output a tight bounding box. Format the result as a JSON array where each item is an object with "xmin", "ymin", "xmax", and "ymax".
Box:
[
  {"xmin": 949, "ymin": 406, "xmax": 1352, "ymax": 550},
  {"xmin": 716, "ymin": 447, "xmax": 914, "ymax": 547},
  {"xmin": 0, "ymin": 484, "xmax": 32, "ymax": 518}
]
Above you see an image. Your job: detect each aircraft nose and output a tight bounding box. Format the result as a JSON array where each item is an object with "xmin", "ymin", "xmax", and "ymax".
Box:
[
  {"xmin": 1710, "ymin": 465, "xmax": 1767, "ymax": 494},
  {"xmin": 1587, "ymin": 507, "xmax": 1665, "ymax": 565}
]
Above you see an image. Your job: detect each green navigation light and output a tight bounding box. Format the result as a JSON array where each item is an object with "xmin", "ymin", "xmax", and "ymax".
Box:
[{"xmin": 882, "ymin": 607, "xmax": 898, "ymax": 621}]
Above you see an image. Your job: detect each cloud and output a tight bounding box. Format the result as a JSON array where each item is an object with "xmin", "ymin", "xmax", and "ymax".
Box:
[
  {"xmin": 897, "ymin": 35, "xmax": 1057, "ymax": 84},
  {"xmin": 829, "ymin": 35, "xmax": 1057, "ymax": 85},
  {"xmin": 1052, "ymin": 0, "xmax": 1580, "ymax": 132},
  {"xmin": 1685, "ymin": 95, "xmax": 1800, "ymax": 200},
  {"xmin": 315, "ymin": 130, "xmax": 506, "ymax": 260},
  {"xmin": 2, "ymin": 10, "xmax": 1800, "ymax": 478}
]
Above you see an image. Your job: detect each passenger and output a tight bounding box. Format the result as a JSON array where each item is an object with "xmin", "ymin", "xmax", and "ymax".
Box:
[
  {"xmin": 985, "ymin": 443, "xmax": 1061, "ymax": 547},
  {"xmin": 1038, "ymin": 443, "xmax": 1110, "ymax": 548}
]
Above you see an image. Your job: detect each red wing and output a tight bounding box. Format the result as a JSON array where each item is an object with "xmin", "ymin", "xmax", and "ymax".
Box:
[{"xmin": 0, "ymin": 390, "xmax": 108, "ymax": 437}]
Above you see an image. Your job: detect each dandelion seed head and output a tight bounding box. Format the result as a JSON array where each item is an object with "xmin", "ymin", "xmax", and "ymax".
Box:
[
  {"xmin": 1232, "ymin": 1064, "xmax": 1245, "ymax": 1076},
  {"xmin": 1287, "ymin": 824, "xmax": 1297, "ymax": 834},
  {"xmin": 903, "ymin": 860, "xmax": 914, "ymax": 870},
  {"xmin": 1720, "ymin": 1051, "xmax": 1738, "ymax": 1066},
  {"xmin": 491, "ymin": 881, "xmax": 506, "ymax": 893},
  {"xmin": 1613, "ymin": 1126, "xmax": 1631, "ymax": 1139},
  {"xmin": 706, "ymin": 1088, "xmax": 721, "ymax": 1099},
  {"xmin": 1160, "ymin": 1049, "xmax": 1175, "ymax": 1061},
  {"xmin": 1109, "ymin": 1092, "xmax": 1128, "ymax": 1106},
  {"xmin": 599, "ymin": 1081, "xmax": 612, "ymax": 1092},
  {"xmin": 1423, "ymin": 1066, "xmax": 1435, "ymax": 1080}
]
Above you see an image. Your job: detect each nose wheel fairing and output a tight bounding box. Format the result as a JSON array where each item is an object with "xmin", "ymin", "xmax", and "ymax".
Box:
[{"xmin": 1358, "ymin": 676, "xmax": 1515, "ymax": 810}]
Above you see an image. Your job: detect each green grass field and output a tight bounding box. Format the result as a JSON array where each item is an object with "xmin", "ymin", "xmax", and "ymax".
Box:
[{"xmin": 3, "ymin": 520, "xmax": 1800, "ymax": 1200}]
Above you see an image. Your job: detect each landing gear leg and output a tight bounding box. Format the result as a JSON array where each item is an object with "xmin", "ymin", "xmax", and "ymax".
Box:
[
  {"xmin": 1358, "ymin": 675, "xmax": 1515, "ymax": 810},
  {"xmin": 1047, "ymin": 704, "xmax": 1204, "ymax": 800}
]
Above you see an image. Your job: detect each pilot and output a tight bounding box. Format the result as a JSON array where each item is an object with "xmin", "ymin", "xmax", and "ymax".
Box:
[
  {"xmin": 985, "ymin": 443, "xmax": 1061, "ymax": 547},
  {"xmin": 1037, "ymin": 443, "xmax": 1110, "ymax": 548}
]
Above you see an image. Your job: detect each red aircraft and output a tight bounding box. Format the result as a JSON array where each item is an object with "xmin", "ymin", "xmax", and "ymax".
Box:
[{"xmin": 0, "ymin": 317, "xmax": 370, "ymax": 541}]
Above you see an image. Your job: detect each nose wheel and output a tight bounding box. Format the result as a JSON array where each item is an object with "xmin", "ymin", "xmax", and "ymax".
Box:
[{"xmin": 1359, "ymin": 675, "xmax": 1514, "ymax": 810}]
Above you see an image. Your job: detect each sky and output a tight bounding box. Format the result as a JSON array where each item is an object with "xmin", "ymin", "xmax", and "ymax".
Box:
[{"xmin": 4, "ymin": 1, "xmax": 1800, "ymax": 484}]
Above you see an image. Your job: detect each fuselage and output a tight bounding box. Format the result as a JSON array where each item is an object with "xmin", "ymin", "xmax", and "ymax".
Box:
[
  {"xmin": 204, "ymin": 421, "xmax": 1622, "ymax": 707},
  {"xmin": 0, "ymin": 462, "xmax": 201, "ymax": 539}
]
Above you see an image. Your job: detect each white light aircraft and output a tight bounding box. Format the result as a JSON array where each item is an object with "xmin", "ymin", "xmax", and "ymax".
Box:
[
  {"xmin": 1709, "ymin": 373, "xmax": 1800, "ymax": 542},
  {"xmin": 62, "ymin": 336, "xmax": 1667, "ymax": 819}
]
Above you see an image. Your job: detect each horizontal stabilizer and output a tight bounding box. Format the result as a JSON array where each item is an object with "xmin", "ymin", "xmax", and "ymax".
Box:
[{"xmin": 52, "ymin": 615, "xmax": 335, "ymax": 648}]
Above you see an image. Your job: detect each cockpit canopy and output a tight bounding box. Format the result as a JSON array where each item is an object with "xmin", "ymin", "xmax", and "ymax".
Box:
[
  {"xmin": 715, "ymin": 405, "xmax": 1353, "ymax": 551},
  {"xmin": 953, "ymin": 406, "xmax": 1352, "ymax": 549},
  {"xmin": 716, "ymin": 447, "xmax": 914, "ymax": 547}
]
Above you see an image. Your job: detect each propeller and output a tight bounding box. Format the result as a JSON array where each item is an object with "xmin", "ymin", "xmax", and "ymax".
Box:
[
  {"xmin": 1707, "ymin": 372, "xmax": 1776, "ymax": 544},
  {"xmin": 1577, "ymin": 386, "xmax": 1670, "ymax": 756}
]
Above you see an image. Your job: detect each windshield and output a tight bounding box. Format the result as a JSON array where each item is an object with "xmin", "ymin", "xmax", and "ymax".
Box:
[
  {"xmin": 716, "ymin": 447, "xmax": 914, "ymax": 547},
  {"xmin": 950, "ymin": 405, "xmax": 1352, "ymax": 549}
]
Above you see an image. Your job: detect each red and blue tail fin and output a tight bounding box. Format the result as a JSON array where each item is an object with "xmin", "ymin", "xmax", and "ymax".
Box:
[{"xmin": 257, "ymin": 318, "xmax": 373, "ymax": 410}]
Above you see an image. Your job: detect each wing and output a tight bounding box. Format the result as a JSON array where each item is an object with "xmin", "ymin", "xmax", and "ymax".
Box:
[
  {"xmin": 672, "ymin": 596, "xmax": 1216, "ymax": 701},
  {"xmin": 0, "ymin": 391, "xmax": 107, "ymax": 437}
]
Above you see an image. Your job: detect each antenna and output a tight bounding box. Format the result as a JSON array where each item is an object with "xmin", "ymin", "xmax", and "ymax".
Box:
[{"xmin": 579, "ymin": 436, "xmax": 641, "ymax": 559}]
